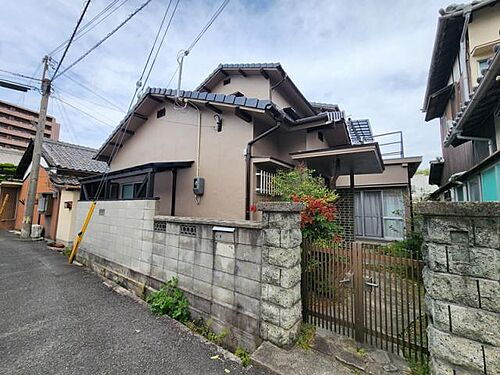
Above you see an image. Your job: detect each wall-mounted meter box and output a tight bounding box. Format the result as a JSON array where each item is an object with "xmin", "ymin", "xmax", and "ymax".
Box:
[{"xmin": 193, "ymin": 177, "xmax": 205, "ymax": 196}]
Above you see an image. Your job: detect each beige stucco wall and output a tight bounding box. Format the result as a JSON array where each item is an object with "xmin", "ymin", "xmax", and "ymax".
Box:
[
  {"xmin": 110, "ymin": 101, "xmax": 253, "ymax": 220},
  {"xmin": 210, "ymin": 75, "xmax": 270, "ymax": 99},
  {"xmin": 336, "ymin": 162, "xmax": 409, "ymax": 188},
  {"xmin": 468, "ymin": 2, "xmax": 500, "ymax": 85},
  {"xmin": 56, "ymin": 189, "xmax": 80, "ymax": 244}
]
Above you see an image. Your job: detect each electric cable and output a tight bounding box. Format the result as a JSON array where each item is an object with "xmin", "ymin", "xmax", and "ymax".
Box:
[
  {"xmin": 53, "ymin": 0, "xmax": 154, "ymax": 80},
  {"xmin": 52, "ymin": 0, "xmax": 92, "ymax": 79}
]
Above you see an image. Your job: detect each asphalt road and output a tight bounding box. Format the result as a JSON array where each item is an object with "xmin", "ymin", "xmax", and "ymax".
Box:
[{"xmin": 0, "ymin": 231, "xmax": 269, "ymax": 375}]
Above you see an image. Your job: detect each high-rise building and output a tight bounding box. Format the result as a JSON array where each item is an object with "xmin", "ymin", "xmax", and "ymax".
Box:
[{"xmin": 0, "ymin": 99, "xmax": 60, "ymax": 162}]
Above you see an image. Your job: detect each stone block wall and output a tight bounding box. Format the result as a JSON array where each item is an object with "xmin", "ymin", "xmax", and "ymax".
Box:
[
  {"xmin": 75, "ymin": 200, "xmax": 304, "ymax": 351},
  {"xmin": 416, "ymin": 202, "xmax": 500, "ymax": 375}
]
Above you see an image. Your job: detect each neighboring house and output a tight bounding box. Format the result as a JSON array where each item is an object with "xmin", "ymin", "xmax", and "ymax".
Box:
[
  {"xmin": 14, "ymin": 139, "xmax": 107, "ymax": 243},
  {"xmin": 423, "ymin": 0, "xmax": 500, "ymax": 201},
  {"xmin": 0, "ymin": 99, "xmax": 60, "ymax": 153},
  {"xmin": 81, "ymin": 63, "xmax": 386, "ymax": 241},
  {"xmin": 335, "ymin": 119, "xmax": 422, "ymax": 241},
  {"xmin": 411, "ymin": 173, "xmax": 435, "ymax": 201}
]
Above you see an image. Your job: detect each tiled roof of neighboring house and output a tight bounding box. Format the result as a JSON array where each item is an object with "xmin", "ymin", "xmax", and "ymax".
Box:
[
  {"xmin": 42, "ymin": 139, "xmax": 108, "ymax": 173},
  {"xmin": 309, "ymin": 101, "xmax": 340, "ymax": 112},
  {"xmin": 423, "ymin": 0, "xmax": 498, "ymax": 110},
  {"xmin": 49, "ymin": 173, "xmax": 80, "ymax": 187}
]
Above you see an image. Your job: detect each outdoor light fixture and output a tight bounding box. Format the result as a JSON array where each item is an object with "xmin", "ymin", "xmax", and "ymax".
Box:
[{"xmin": 214, "ymin": 114, "xmax": 222, "ymax": 132}]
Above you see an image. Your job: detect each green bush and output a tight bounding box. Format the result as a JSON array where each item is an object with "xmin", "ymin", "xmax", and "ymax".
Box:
[
  {"xmin": 408, "ymin": 358, "xmax": 430, "ymax": 375},
  {"xmin": 235, "ymin": 347, "xmax": 251, "ymax": 367},
  {"xmin": 384, "ymin": 232, "xmax": 423, "ymax": 259},
  {"xmin": 146, "ymin": 277, "xmax": 190, "ymax": 322}
]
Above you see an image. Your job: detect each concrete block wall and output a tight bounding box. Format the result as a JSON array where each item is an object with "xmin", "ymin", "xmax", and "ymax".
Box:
[
  {"xmin": 75, "ymin": 200, "xmax": 304, "ymax": 351},
  {"xmin": 416, "ymin": 202, "xmax": 500, "ymax": 375}
]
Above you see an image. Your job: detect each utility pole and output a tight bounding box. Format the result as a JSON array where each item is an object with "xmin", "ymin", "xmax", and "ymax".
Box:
[{"xmin": 20, "ymin": 56, "xmax": 51, "ymax": 238}]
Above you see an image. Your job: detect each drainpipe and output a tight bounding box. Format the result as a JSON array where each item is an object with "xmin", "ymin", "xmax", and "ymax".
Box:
[
  {"xmin": 456, "ymin": 133, "xmax": 494, "ymax": 155},
  {"xmin": 245, "ymin": 122, "xmax": 282, "ymax": 220}
]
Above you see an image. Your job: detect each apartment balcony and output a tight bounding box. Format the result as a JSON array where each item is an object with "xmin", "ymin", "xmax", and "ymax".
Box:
[
  {"xmin": 0, "ymin": 105, "xmax": 56, "ymax": 126},
  {"xmin": 0, "ymin": 117, "xmax": 52, "ymax": 135}
]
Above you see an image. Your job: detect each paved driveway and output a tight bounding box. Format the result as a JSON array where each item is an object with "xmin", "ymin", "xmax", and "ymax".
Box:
[{"xmin": 0, "ymin": 231, "xmax": 268, "ymax": 375}]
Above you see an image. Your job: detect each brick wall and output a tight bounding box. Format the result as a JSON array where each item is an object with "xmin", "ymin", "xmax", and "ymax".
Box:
[
  {"xmin": 75, "ymin": 200, "xmax": 303, "ymax": 351},
  {"xmin": 336, "ymin": 189, "xmax": 354, "ymax": 241},
  {"xmin": 416, "ymin": 202, "xmax": 500, "ymax": 374}
]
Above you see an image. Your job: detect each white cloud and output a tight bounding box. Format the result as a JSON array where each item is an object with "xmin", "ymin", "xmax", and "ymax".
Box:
[{"xmin": 0, "ymin": 0, "xmax": 449, "ymax": 165}]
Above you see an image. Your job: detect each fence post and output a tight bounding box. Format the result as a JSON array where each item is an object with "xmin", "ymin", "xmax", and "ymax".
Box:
[
  {"xmin": 353, "ymin": 243, "xmax": 365, "ymax": 343},
  {"xmin": 258, "ymin": 201, "xmax": 305, "ymax": 349}
]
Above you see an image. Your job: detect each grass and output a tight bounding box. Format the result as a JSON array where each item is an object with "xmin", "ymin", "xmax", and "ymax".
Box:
[
  {"xmin": 235, "ymin": 347, "xmax": 251, "ymax": 367},
  {"xmin": 146, "ymin": 277, "xmax": 190, "ymax": 323},
  {"xmin": 408, "ymin": 358, "xmax": 430, "ymax": 375},
  {"xmin": 296, "ymin": 323, "xmax": 316, "ymax": 350},
  {"xmin": 62, "ymin": 247, "xmax": 71, "ymax": 258},
  {"xmin": 186, "ymin": 318, "xmax": 230, "ymax": 346}
]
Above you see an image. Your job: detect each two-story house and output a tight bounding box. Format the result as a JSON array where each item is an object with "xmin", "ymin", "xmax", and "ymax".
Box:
[
  {"xmin": 423, "ymin": 0, "xmax": 500, "ymax": 201},
  {"xmin": 80, "ymin": 63, "xmax": 387, "ymax": 239}
]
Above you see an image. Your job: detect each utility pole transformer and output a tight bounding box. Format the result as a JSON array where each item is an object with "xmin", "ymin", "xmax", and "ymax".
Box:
[{"xmin": 20, "ymin": 56, "xmax": 51, "ymax": 238}]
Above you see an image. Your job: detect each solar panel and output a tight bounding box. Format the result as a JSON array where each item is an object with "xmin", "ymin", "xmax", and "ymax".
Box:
[{"xmin": 348, "ymin": 119, "xmax": 374, "ymax": 144}]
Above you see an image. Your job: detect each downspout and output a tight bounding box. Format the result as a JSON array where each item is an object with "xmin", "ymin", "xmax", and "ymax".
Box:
[{"xmin": 245, "ymin": 121, "xmax": 282, "ymax": 220}]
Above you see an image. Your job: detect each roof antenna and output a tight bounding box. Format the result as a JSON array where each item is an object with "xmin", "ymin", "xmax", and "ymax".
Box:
[{"xmin": 175, "ymin": 49, "xmax": 189, "ymax": 108}]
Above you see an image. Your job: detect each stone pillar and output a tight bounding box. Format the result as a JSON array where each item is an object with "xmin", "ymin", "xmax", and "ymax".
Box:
[
  {"xmin": 257, "ymin": 202, "xmax": 304, "ymax": 349},
  {"xmin": 416, "ymin": 202, "xmax": 500, "ymax": 375}
]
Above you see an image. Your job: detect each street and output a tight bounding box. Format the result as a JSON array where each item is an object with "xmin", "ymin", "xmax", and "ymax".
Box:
[{"xmin": 0, "ymin": 231, "xmax": 268, "ymax": 375}]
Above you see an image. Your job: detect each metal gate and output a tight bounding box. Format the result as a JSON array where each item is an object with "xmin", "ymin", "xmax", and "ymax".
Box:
[{"xmin": 301, "ymin": 240, "xmax": 428, "ymax": 360}]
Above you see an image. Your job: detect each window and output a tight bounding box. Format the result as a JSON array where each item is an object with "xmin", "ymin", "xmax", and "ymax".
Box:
[
  {"xmin": 231, "ymin": 91, "xmax": 244, "ymax": 97},
  {"xmin": 355, "ymin": 190, "xmax": 405, "ymax": 240},
  {"xmin": 223, "ymin": 78, "xmax": 231, "ymax": 86},
  {"xmin": 455, "ymin": 185, "xmax": 466, "ymax": 201},
  {"xmin": 121, "ymin": 184, "xmax": 135, "ymax": 199},
  {"xmin": 478, "ymin": 59, "xmax": 489, "ymax": 77},
  {"xmin": 481, "ymin": 164, "xmax": 499, "ymax": 201},
  {"xmin": 468, "ymin": 175, "xmax": 481, "ymax": 202},
  {"xmin": 318, "ymin": 131, "xmax": 324, "ymax": 142}
]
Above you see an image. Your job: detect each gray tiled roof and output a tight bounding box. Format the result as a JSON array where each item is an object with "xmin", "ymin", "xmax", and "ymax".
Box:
[
  {"xmin": 42, "ymin": 139, "xmax": 108, "ymax": 174},
  {"xmin": 148, "ymin": 87, "xmax": 275, "ymax": 110},
  {"xmin": 196, "ymin": 63, "xmax": 282, "ymax": 91},
  {"xmin": 49, "ymin": 173, "xmax": 80, "ymax": 186},
  {"xmin": 309, "ymin": 101, "xmax": 340, "ymax": 112}
]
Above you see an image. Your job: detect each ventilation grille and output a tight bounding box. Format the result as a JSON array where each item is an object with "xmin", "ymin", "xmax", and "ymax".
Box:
[
  {"xmin": 180, "ymin": 224, "xmax": 197, "ymax": 236},
  {"xmin": 153, "ymin": 220, "xmax": 166, "ymax": 232}
]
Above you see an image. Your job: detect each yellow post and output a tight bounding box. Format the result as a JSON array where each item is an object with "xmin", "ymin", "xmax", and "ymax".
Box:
[
  {"xmin": 68, "ymin": 201, "xmax": 96, "ymax": 264},
  {"xmin": 0, "ymin": 193, "xmax": 10, "ymax": 218}
]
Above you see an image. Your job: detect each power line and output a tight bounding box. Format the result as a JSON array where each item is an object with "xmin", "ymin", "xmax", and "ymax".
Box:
[
  {"xmin": 52, "ymin": 95, "xmax": 115, "ymax": 129},
  {"xmin": 53, "ymin": 83, "xmax": 125, "ymax": 113},
  {"xmin": 0, "ymin": 68, "xmax": 41, "ymax": 81},
  {"xmin": 49, "ymin": 0, "xmax": 123, "ymax": 56},
  {"xmin": 52, "ymin": 0, "xmax": 92, "ymax": 79},
  {"xmin": 141, "ymin": 0, "xmax": 180, "ymax": 91},
  {"xmin": 62, "ymin": 73, "xmax": 125, "ymax": 112},
  {"xmin": 186, "ymin": 0, "xmax": 231, "ymax": 53},
  {"xmin": 53, "ymin": 0, "xmax": 154, "ymax": 80}
]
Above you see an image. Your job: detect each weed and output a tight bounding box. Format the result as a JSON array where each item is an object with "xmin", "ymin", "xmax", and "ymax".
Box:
[
  {"xmin": 408, "ymin": 358, "xmax": 430, "ymax": 375},
  {"xmin": 235, "ymin": 347, "xmax": 251, "ymax": 367},
  {"xmin": 62, "ymin": 247, "xmax": 71, "ymax": 258},
  {"xmin": 356, "ymin": 347, "xmax": 366, "ymax": 357},
  {"xmin": 186, "ymin": 318, "xmax": 229, "ymax": 346},
  {"xmin": 296, "ymin": 323, "xmax": 316, "ymax": 350},
  {"xmin": 146, "ymin": 277, "xmax": 190, "ymax": 323}
]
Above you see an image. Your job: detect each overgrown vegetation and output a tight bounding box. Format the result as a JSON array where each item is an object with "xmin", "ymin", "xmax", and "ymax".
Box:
[
  {"xmin": 62, "ymin": 247, "xmax": 71, "ymax": 258},
  {"xmin": 296, "ymin": 323, "xmax": 316, "ymax": 350},
  {"xmin": 235, "ymin": 347, "xmax": 251, "ymax": 367},
  {"xmin": 384, "ymin": 231, "xmax": 423, "ymax": 259},
  {"xmin": 0, "ymin": 163, "xmax": 16, "ymax": 182},
  {"xmin": 186, "ymin": 318, "xmax": 229, "ymax": 346},
  {"xmin": 408, "ymin": 358, "xmax": 430, "ymax": 375},
  {"xmin": 273, "ymin": 165, "xmax": 342, "ymax": 244},
  {"xmin": 146, "ymin": 277, "xmax": 190, "ymax": 323}
]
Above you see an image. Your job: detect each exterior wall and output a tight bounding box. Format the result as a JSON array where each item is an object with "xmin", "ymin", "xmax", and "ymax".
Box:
[
  {"xmin": 0, "ymin": 100, "xmax": 59, "ymax": 152},
  {"xmin": 336, "ymin": 189, "xmax": 355, "ymax": 242},
  {"xmin": 417, "ymin": 202, "xmax": 500, "ymax": 374},
  {"xmin": 467, "ymin": 2, "xmax": 500, "ymax": 86},
  {"xmin": 0, "ymin": 185, "xmax": 19, "ymax": 230},
  {"xmin": 14, "ymin": 168, "xmax": 59, "ymax": 239},
  {"xmin": 336, "ymin": 162, "xmax": 410, "ymax": 188},
  {"xmin": 110, "ymin": 101, "xmax": 252, "ymax": 220},
  {"xmin": 75, "ymin": 200, "xmax": 303, "ymax": 350},
  {"xmin": 55, "ymin": 189, "xmax": 79, "ymax": 244},
  {"xmin": 210, "ymin": 75, "xmax": 270, "ymax": 99}
]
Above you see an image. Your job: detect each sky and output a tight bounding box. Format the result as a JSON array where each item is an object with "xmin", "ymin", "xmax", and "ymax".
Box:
[{"xmin": 0, "ymin": 0, "xmax": 452, "ymax": 167}]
